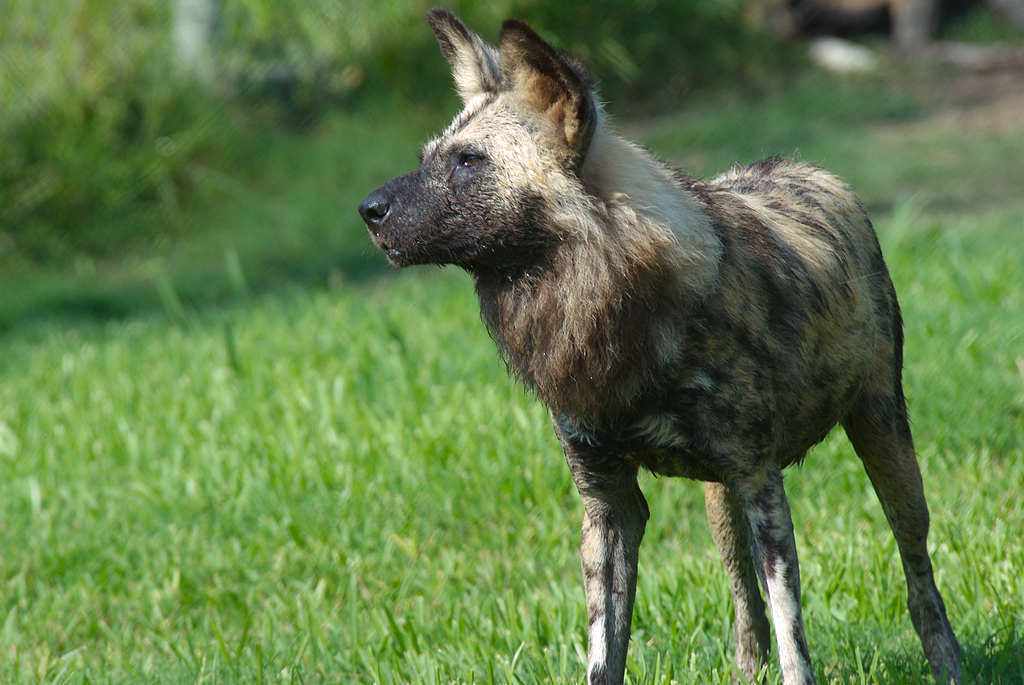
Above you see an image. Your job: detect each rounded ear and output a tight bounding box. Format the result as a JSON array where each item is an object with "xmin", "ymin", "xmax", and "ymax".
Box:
[
  {"xmin": 498, "ymin": 19, "xmax": 596, "ymax": 170},
  {"xmin": 428, "ymin": 8, "xmax": 502, "ymax": 102}
]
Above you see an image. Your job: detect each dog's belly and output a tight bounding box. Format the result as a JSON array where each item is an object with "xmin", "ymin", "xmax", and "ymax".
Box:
[
  {"xmin": 632, "ymin": 448, "xmax": 725, "ymax": 481},
  {"xmin": 556, "ymin": 353, "xmax": 855, "ymax": 481}
]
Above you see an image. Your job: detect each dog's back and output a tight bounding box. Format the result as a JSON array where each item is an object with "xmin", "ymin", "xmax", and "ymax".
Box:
[{"xmin": 667, "ymin": 158, "xmax": 903, "ymax": 466}]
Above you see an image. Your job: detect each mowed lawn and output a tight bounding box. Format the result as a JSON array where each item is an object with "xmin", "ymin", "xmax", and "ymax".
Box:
[{"xmin": 2, "ymin": 79, "xmax": 1023, "ymax": 682}]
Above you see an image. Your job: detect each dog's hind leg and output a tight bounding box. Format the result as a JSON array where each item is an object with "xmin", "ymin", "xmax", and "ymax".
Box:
[
  {"xmin": 843, "ymin": 392, "xmax": 962, "ymax": 684},
  {"xmin": 705, "ymin": 481, "xmax": 772, "ymax": 683},
  {"xmin": 555, "ymin": 423, "xmax": 649, "ymax": 685}
]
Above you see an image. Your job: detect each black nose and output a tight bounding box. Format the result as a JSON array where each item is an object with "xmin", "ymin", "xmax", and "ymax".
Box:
[{"xmin": 359, "ymin": 189, "xmax": 391, "ymax": 227}]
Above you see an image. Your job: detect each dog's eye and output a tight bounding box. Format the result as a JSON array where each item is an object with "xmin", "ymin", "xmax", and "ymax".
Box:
[{"xmin": 459, "ymin": 152, "xmax": 485, "ymax": 168}]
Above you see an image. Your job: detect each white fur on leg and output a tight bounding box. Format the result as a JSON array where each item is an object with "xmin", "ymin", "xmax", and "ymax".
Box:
[
  {"xmin": 588, "ymin": 619, "xmax": 607, "ymax": 681},
  {"xmin": 764, "ymin": 558, "xmax": 816, "ymax": 685}
]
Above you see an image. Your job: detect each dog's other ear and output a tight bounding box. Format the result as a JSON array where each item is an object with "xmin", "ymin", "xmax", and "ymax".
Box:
[
  {"xmin": 428, "ymin": 8, "xmax": 502, "ymax": 101},
  {"xmin": 499, "ymin": 19, "xmax": 597, "ymax": 170}
]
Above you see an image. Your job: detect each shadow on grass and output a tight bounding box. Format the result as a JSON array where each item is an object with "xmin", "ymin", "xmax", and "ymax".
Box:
[
  {"xmin": 818, "ymin": 627, "xmax": 1024, "ymax": 685},
  {"xmin": 0, "ymin": 103, "xmax": 425, "ymax": 337},
  {"xmin": 961, "ymin": 627, "xmax": 1024, "ymax": 685},
  {"xmin": 0, "ymin": 244, "xmax": 391, "ymax": 337}
]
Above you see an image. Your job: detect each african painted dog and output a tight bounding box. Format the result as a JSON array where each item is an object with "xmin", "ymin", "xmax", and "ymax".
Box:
[{"xmin": 358, "ymin": 9, "xmax": 962, "ymax": 685}]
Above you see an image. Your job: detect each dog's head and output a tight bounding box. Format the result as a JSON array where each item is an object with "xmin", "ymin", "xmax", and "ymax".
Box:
[{"xmin": 358, "ymin": 9, "xmax": 598, "ymax": 271}]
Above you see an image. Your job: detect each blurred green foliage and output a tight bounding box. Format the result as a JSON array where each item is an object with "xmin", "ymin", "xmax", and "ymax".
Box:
[
  {"xmin": 0, "ymin": 0, "xmax": 776, "ymax": 265},
  {"xmin": 1, "ymin": 1, "xmax": 223, "ymax": 262}
]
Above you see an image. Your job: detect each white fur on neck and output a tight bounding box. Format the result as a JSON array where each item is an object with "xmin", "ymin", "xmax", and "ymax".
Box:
[{"xmin": 580, "ymin": 111, "xmax": 722, "ymax": 293}]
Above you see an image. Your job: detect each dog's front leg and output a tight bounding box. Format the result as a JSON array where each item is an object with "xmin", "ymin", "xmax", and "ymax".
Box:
[
  {"xmin": 731, "ymin": 467, "xmax": 817, "ymax": 685},
  {"xmin": 554, "ymin": 420, "xmax": 649, "ymax": 685}
]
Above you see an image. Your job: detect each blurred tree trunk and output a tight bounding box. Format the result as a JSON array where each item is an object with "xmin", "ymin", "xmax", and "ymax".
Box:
[{"xmin": 173, "ymin": 0, "xmax": 219, "ymax": 84}]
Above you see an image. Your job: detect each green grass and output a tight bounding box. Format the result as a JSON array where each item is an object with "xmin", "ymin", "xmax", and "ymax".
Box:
[{"xmin": 1, "ymin": 198, "xmax": 1022, "ymax": 683}]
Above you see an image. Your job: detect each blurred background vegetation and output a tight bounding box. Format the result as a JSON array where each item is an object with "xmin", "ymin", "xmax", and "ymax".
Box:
[{"xmin": 0, "ymin": 0, "xmax": 1020, "ymax": 330}]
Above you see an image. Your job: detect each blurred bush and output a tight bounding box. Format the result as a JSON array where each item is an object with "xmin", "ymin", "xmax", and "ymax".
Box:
[
  {"xmin": 0, "ymin": 0, "xmax": 779, "ymax": 266},
  {"xmin": 1, "ymin": 1, "xmax": 228, "ymax": 263}
]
